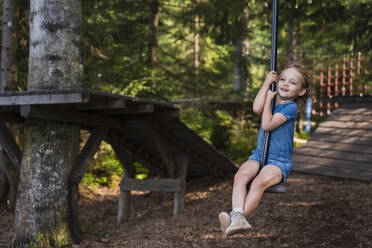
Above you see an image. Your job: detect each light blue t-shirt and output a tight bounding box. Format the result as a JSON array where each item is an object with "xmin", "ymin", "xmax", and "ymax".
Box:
[{"xmin": 253, "ymin": 101, "xmax": 298, "ymax": 162}]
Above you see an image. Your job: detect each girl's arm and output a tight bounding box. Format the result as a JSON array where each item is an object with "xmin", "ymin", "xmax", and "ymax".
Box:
[
  {"xmin": 253, "ymin": 71, "xmax": 278, "ymax": 114},
  {"xmin": 261, "ymin": 90, "xmax": 288, "ymax": 131}
]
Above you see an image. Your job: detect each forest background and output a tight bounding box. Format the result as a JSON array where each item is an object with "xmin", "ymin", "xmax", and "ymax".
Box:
[{"xmin": 1, "ymin": 0, "xmax": 371, "ymax": 186}]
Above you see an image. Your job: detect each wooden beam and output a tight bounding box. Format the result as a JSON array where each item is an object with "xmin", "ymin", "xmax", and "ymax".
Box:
[
  {"xmin": 107, "ymin": 133, "xmax": 136, "ymax": 178},
  {"xmin": 0, "ymin": 149, "xmax": 19, "ymax": 211},
  {"xmin": 148, "ymin": 120, "xmax": 176, "ymax": 177},
  {"xmin": 73, "ymin": 99, "xmax": 126, "ymax": 110},
  {"xmin": 0, "ymin": 92, "xmax": 89, "ymax": 105},
  {"xmin": 0, "ymin": 122, "xmax": 22, "ymax": 170},
  {"xmin": 69, "ymin": 128, "xmax": 108, "ymax": 185},
  {"xmin": 122, "ymin": 110, "xmax": 180, "ymax": 120},
  {"xmin": 20, "ymin": 105, "xmax": 123, "ymax": 129},
  {"xmin": 120, "ymin": 178, "xmax": 182, "ymax": 192},
  {"xmin": 105, "ymin": 104, "xmax": 154, "ymax": 115}
]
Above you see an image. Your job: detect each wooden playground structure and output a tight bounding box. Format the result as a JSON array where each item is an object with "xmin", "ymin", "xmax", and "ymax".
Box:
[{"xmin": 0, "ymin": 88, "xmax": 237, "ymax": 224}]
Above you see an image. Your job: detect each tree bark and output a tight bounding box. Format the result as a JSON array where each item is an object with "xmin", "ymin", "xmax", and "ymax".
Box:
[
  {"xmin": 12, "ymin": 0, "xmax": 82, "ymax": 247},
  {"xmin": 233, "ymin": 8, "xmax": 249, "ymax": 93},
  {"xmin": 287, "ymin": 0, "xmax": 296, "ymax": 65},
  {"xmin": 0, "ymin": 0, "xmax": 19, "ymax": 212},
  {"xmin": 0, "ymin": 0, "xmax": 17, "ymax": 92},
  {"xmin": 147, "ymin": 0, "xmax": 159, "ymax": 69}
]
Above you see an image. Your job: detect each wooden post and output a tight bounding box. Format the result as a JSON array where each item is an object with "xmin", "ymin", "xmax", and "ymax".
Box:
[
  {"xmin": 107, "ymin": 133, "xmax": 136, "ymax": 224},
  {"xmin": 334, "ymin": 63, "xmax": 339, "ymax": 108},
  {"xmin": 342, "ymin": 55, "xmax": 347, "ymax": 96},
  {"xmin": 349, "ymin": 55, "xmax": 354, "ymax": 96},
  {"xmin": 312, "ymin": 58, "xmax": 318, "ymax": 115},
  {"xmin": 116, "ymin": 148, "xmax": 134, "ymax": 224},
  {"xmin": 0, "ymin": 122, "xmax": 22, "ymax": 170},
  {"xmin": 327, "ymin": 64, "xmax": 332, "ymax": 115},
  {"xmin": 173, "ymin": 153, "xmax": 188, "ymax": 216},
  {"xmin": 68, "ymin": 127, "xmax": 107, "ymax": 243},
  {"xmin": 320, "ymin": 64, "xmax": 324, "ymax": 116}
]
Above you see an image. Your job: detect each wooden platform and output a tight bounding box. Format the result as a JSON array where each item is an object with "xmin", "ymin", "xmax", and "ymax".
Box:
[
  {"xmin": 0, "ymin": 88, "xmax": 237, "ymax": 178},
  {"xmin": 0, "ymin": 88, "xmax": 238, "ymax": 223},
  {"xmin": 292, "ymin": 95, "xmax": 372, "ymax": 181}
]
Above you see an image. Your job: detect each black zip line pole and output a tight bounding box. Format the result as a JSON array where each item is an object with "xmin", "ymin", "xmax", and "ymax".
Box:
[
  {"xmin": 260, "ymin": 0, "xmax": 279, "ymax": 168},
  {"xmin": 256, "ymin": 0, "xmax": 285, "ymax": 193}
]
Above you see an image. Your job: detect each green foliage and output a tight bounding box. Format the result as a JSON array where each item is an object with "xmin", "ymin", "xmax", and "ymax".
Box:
[
  {"xmin": 227, "ymin": 123, "xmax": 259, "ymax": 164},
  {"xmin": 134, "ymin": 162, "xmax": 150, "ymax": 180},
  {"xmin": 82, "ymin": 141, "xmax": 122, "ymax": 187}
]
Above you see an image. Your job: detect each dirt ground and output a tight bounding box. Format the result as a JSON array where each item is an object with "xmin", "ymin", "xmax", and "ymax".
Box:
[{"xmin": 1, "ymin": 172, "xmax": 371, "ymax": 248}]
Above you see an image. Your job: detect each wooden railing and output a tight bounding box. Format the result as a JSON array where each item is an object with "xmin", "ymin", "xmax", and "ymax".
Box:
[{"xmin": 310, "ymin": 53, "xmax": 371, "ymax": 116}]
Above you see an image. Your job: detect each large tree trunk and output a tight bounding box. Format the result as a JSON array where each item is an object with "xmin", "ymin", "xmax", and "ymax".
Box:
[
  {"xmin": 233, "ymin": 8, "xmax": 249, "ymax": 93},
  {"xmin": 287, "ymin": 0, "xmax": 296, "ymax": 65},
  {"xmin": 0, "ymin": 0, "xmax": 17, "ymax": 91},
  {"xmin": 0, "ymin": 0, "xmax": 19, "ymax": 212},
  {"xmin": 12, "ymin": 1, "xmax": 82, "ymax": 247},
  {"xmin": 147, "ymin": 0, "xmax": 159, "ymax": 68}
]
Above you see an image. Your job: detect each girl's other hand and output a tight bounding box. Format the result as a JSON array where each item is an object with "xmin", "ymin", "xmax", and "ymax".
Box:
[{"xmin": 264, "ymin": 71, "xmax": 278, "ymax": 88}]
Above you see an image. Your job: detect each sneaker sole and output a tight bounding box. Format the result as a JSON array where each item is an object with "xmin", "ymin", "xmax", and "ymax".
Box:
[
  {"xmin": 218, "ymin": 212, "xmax": 230, "ymax": 234},
  {"xmin": 226, "ymin": 224, "xmax": 251, "ymax": 236}
]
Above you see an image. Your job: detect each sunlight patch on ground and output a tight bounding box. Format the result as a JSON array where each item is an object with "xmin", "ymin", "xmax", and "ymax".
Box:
[
  {"xmin": 187, "ymin": 191, "xmax": 212, "ymax": 201},
  {"xmin": 278, "ymin": 201, "xmax": 321, "ymax": 207}
]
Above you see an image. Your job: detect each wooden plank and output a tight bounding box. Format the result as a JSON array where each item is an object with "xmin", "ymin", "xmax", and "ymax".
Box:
[
  {"xmin": 332, "ymin": 107, "xmax": 372, "ymax": 116},
  {"xmin": 114, "ymin": 104, "xmax": 154, "ymax": 114},
  {"xmin": 310, "ymin": 134, "xmax": 372, "ymax": 146},
  {"xmin": 120, "ymin": 178, "xmax": 182, "ymax": 192},
  {"xmin": 319, "ymin": 120, "xmax": 372, "ymax": 130},
  {"xmin": 0, "ymin": 122, "xmax": 22, "ymax": 170},
  {"xmin": 292, "ymin": 154, "xmax": 372, "ymax": 173},
  {"xmin": 0, "ymin": 92, "xmax": 89, "ymax": 105},
  {"xmin": 20, "ymin": 105, "xmax": 123, "ymax": 129},
  {"xmin": 326, "ymin": 114, "xmax": 372, "ymax": 122},
  {"xmin": 313, "ymin": 126, "xmax": 372, "ymax": 138},
  {"xmin": 297, "ymin": 140, "xmax": 372, "ymax": 154},
  {"xmin": 294, "ymin": 147, "xmax": 372, "ymax": 163},
  {"xmin": 69, "ymin": 128, "xmax": 108, "ymax": 185},
  {"xmin": 73, "ymin": 99, "xmax": 125, "ymax": 110},
  {"xmin": 293, "ymin": 162, "xmax": 372, "ymax": 181}
]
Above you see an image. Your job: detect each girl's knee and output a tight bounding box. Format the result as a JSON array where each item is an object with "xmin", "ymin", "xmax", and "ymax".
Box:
[
  {"xmin": 251, "ymin": 167, "xmax": 282, "ymax": 189},
  {"xmin": 234, "ymin": 161, "xmax": 259, "ymax": 183},
  {"xmin": 251, "ymin": 176, "xmax": 271, "ymax": 189}
]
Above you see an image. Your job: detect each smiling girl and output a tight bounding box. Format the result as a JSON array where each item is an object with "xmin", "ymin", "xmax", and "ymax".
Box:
[{"xmin": 218, "ymin": 63, "xmax": 310, "ymax": 236}]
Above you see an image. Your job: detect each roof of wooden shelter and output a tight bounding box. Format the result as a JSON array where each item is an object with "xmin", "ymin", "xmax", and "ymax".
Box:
[{"xmin": 0, "ymin": 88, "xmax": 238, "ymax": 178}]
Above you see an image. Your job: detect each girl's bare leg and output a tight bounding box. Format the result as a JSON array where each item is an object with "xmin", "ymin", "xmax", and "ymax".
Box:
[
  {"xmin": 232, "ymin": 160, "xmax": 260, "ymax": 209},
  {"xmin": 243, "ymin": 165, "xmax": 282, "ymax": 216}
]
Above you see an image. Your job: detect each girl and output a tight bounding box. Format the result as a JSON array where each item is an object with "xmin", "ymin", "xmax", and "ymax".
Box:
[{"xmin": 219, "ymin": 63, "xmax": 310, "ymax": 236}]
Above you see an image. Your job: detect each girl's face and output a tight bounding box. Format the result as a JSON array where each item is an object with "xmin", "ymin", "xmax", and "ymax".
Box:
[{"xmin": 277, "ymin": 68, "xmax": 306, "ymax": 101}]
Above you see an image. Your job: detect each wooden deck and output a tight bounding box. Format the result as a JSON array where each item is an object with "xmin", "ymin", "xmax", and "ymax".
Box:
[
  {"xmin": 0, "ymin": 88, "xmax": 237, "ymax": 178},
  {"xmin": 292, "ymin": 95, "xmax": 372, "ymax": 181}
]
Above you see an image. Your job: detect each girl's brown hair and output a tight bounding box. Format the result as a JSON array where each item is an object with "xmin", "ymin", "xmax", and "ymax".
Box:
[{"xmin": 285, "ymin": 63, "xmax": 311, "ymax": 108}]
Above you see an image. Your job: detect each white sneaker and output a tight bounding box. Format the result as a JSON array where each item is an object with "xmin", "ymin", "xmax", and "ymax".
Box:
[
  {"xmin": 218, "ymin": 212, "xmax": 231, "ymax": 234},
  {"xmin": 225, "ymin": 211, "xmax": 251, "ymax": 236}
]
